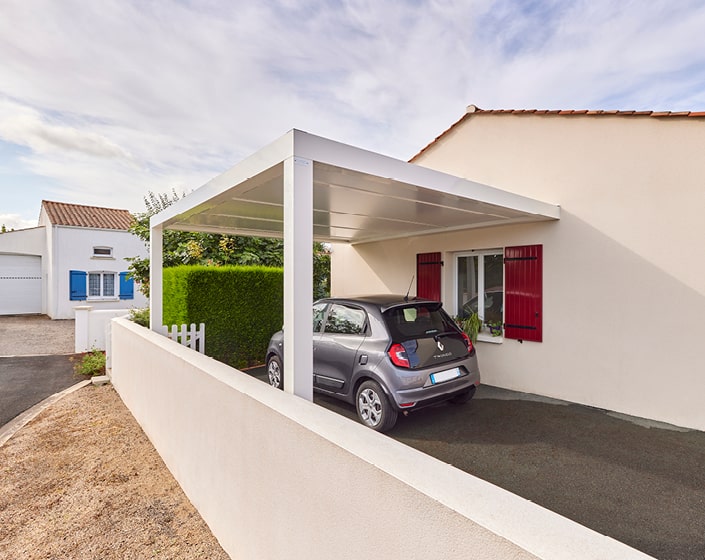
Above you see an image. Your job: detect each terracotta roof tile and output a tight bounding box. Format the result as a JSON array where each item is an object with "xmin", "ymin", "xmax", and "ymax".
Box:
[
  {"xmin": 410, "ymin": 105, "xmax": 705, "ymax": 161},
  {"xmin": 42, "ymin": 200, "xmax": 134, "ymax": 230}
]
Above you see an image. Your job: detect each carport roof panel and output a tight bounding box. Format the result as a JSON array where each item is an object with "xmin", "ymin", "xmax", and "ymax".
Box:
[{"xmin": 153, "ymin": 130, "xmax": 560, "ymax": 243}]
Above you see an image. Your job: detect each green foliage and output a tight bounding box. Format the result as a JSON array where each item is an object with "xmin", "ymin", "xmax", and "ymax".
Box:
[
  {"xmin": 456, "ymin": 312, "xmax": 482, "ymax": 344},
  {"xmin": 128, "ymin": 307, "xmax": 150, "ymax": 327},
  {"xmin": 163, "ymin": 265, "xmax": 284, "ymax": 368},
  {"xmin": 74, "ymin": 349, "xmax": 106, "ymax": 376},
  {"xmin": 488, "ymin": 320, "xmax": 503, "ymax": 337},
  {"xmin": 126, "ymin": 190, "xmax": 329, "ymax": 299},
  {"xmin": 313, "ymin": 242, "xmax": 331, "ymax": 300}
]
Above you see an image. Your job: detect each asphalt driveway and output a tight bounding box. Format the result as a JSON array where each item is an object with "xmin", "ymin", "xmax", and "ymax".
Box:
[
  {"xmin": 0, "ymin": 355, "xmax": 80, "ymax": 426},
  {"xmin": 0, "ymin": 315, "xmax": 79, "ymax": 428},
  {"xmin": 246, "ymin": 367, "xmax": 705, "ymax": 560}
]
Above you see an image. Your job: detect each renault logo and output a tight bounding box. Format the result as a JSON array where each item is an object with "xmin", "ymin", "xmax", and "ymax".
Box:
[{"xmin": 437, "ymin": 340, "xmax": 444, "ymax": 351}]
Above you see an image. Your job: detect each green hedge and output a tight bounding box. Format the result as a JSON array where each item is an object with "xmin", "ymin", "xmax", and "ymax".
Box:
[{"xmin": 163, "ymin": 265, "xmax": 283, "ymax": 369}]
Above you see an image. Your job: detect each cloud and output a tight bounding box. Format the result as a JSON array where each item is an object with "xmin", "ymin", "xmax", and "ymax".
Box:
[
  {"xmin": 0, "ymin": 0, "xmax": 704, "ymax": 222},
  {"xmin": 0, "ymin": 99, "xmax": 131, "ymax": 159}
]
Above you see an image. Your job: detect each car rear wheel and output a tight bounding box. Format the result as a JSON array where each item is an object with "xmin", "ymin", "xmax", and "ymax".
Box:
[
  {"xmin": 356, "ymin": 380, "xmax": 398, "ymax": 432},
  {"xmin": 267, "ymin": 355, "xmax": 283, "ymax": 389}
]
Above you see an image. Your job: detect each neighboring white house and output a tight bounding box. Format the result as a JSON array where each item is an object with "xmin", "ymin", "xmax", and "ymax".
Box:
[
  {"xmin": 331, "ymin": 106, "xmax": 705, "ymax": 431},
  {"xmin": 0, "ymin": 200, "xmax": 148, "ymax": 319}
]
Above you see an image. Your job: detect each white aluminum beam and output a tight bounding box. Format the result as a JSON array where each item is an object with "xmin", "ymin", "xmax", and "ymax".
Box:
[
  {"xmin": 149, "ymin": 224, "xmax": 163, "ymax": 331},
  {"xmin": 283, "ymin": 156, "xmax": 314, "ymax": 400}
]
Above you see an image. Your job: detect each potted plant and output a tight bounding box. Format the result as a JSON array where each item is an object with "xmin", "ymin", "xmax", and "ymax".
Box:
[
  {"xmin": 456, "ymin": 312, "xmax": 481, "ymax": 345},
  {"xmin": 488, "ymin": 321, "xmax": 503, "ymax": 336}
]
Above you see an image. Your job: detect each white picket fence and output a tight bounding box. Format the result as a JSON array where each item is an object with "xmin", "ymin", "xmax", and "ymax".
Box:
[{"xmin": 159, "ymin": 323, "xmax": 206, "ymax": 353}]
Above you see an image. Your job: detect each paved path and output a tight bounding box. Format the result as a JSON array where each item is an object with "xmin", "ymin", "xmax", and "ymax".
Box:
[
  {"xmin": 0, "ymin": 355, "xmax": 80, "ymax": 427},
  {"xmin": 0, "ymin": 315, "xmax": 79, "ymax": 428}
]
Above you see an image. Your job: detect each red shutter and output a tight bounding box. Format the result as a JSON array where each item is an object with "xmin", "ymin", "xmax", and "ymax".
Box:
[
  {"xmin": 504, "ymin": 245, "xmax": 542, "ymax": 342},
  {"xmin": 416, "ymin": 252, "xmax": 442, "ymax": 301}
]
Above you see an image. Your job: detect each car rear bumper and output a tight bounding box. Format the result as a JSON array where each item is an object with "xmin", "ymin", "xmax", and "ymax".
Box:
[{"xmin": 391, "ymin": 369, "xmax": 480, "ymax": 410}]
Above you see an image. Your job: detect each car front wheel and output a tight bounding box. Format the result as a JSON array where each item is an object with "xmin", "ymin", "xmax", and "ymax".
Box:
[
  {"xmin": 267, "ymin": 355, "xmax": 283, "ymax": 389},
  {"xmin": 356, "ymin": 380, "xmax": 398, "ymax": 432}
]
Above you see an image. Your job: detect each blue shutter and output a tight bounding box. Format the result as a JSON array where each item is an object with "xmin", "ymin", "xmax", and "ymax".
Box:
[
  {"xmin": 69, "ymin": 270, "xmax": 87, "ymax": 301},
  {"xmin": 119, "ymin": 272, "xmax": 134, "ymax": 300}
]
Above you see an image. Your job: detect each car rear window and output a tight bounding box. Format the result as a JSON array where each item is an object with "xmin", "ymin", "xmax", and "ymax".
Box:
[{"xmin": 383, "ymin": 304, "xmax": 457, "ymax": 342}]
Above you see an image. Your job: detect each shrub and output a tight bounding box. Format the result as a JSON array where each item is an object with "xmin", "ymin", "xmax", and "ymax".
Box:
[
  {"xmin": 128, "ymin": 307, "xmax": 150, "ymax": 327},
  {"xmin": 163, "ymin": 265, "xmax": 283, "ymax": 369},
  {"xmin": 74, "ymin": 348, "xmax": 106, "ymax": 376}
]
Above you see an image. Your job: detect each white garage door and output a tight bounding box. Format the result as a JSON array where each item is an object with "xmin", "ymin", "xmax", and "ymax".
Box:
[{"xmin": 0, "ymin": 254, "xmax": 42, "ymax": 315}]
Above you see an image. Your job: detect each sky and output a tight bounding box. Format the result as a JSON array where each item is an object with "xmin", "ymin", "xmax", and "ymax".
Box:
[{"xmin": 1, "ymin": 0, "xmax": 704, "ymax": 230}]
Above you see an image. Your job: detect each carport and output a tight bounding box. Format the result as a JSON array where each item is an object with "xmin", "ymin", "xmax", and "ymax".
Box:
[{"xmin": 149, "ymin": 129, "xmax": 560, "ymax": 399}]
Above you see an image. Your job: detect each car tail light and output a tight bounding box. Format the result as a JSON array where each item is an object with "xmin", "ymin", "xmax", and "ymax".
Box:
[
  {"xmin": 388, "ymin": 343, "xmax": 410, "ymax": 368},
  {"xmin": 399, "ymin": 401, "xmax": 416, "ymax": 408},
  {"xmin": 461, "ymin": 332, "xmax": 474, "ymax": 354}
]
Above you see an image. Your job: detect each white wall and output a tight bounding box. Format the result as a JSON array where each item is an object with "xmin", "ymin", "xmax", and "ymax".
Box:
[
  {"xmin": 332, "ymin": 113, "xmax": 705, "ymax": 431},
  {"xmin": 49, "ymin": 226, "xmax": 147, "ymax": 319},
  {"xmin": 110, "ymin": 317, "xmax": 652, "ymax": 560},
  {"xmin": 74, "ymin": 306, "xmax": 129, "ymax": 352},
  {"xmin": 0, "ymin": 226, "xmax": 45, "ymax": 256}
]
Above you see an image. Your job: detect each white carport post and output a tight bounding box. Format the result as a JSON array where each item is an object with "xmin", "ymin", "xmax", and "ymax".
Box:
[
  {"xmin": 149, "ymin": 223, "xmax": 163, "ymax": 332},
  {"xmin": 283, "ymin": 156, "xmax": 314, "ymax": 401}
]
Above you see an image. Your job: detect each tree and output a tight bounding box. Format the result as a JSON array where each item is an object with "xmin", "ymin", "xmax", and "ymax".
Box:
[{"xmin": 127, "ymin": 190, "xmax": 330, "ymax": 299}]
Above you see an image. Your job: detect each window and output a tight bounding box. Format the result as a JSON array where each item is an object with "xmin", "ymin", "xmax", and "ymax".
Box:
[
  {"xmin": 88, "ymin": 272, "xmax": 116, "ymax": 299},
  {"xmin": 454, "ymin": 245, "xmax": 543, "ymax": 343},
  {"xmin": 313, "ymin": 302, "xmax": 327, "ymax": 332},
  {"xmin": 383, "ymin": 302, "xmax": 456, "ymax": 342},
  {"xmin": 456, "ymin": 250, "xmax": 504, "ymax": 339},
  {"xmin": 324, "ymin": 304, "xmax": 366, "ymax": 335},
  {"xmin": 93, "ymin": 246, "xmax": 113, "ymax": 258},
  {"xmin": 69, "ymin": 270, "xmax": 134, "ymax": 301}
]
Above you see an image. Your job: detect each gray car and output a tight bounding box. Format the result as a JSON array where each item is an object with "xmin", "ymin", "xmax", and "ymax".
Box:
[{"xmin": 265, "ymin": 295, "xmax": 481, "ymax": 432}]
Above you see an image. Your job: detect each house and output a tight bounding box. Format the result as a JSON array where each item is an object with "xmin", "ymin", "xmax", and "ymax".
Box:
[
  {"xmin": 331, "ymin": 105, "xmax": 705, "ymax": 431},
  {"xmin": 0, "ymin": 200, "xmax": 148, "ymax": 318}
]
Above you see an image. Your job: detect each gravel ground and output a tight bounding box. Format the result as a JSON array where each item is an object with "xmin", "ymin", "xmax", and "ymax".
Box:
[
  {"xmin": 0, "ymin": 315, "xmax": 74, "ymax": 356},
  {"xmin": 0, "ymin": 384, "xmax": 230, "ymax": 559}
]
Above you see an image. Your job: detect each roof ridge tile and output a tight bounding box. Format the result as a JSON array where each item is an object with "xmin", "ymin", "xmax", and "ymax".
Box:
[{"xmin": 409, "ymin": 105, "xmax": 705, "ymax": 161}]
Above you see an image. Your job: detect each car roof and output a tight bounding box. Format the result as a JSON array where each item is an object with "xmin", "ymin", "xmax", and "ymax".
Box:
[{"xmin": 317, "ymin": 294, "xmax": 440, "ymax": 312}]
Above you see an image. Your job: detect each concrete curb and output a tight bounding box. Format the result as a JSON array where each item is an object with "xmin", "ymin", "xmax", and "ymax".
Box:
[{"xmin": 0, "ymin": 380, "xmax": 92, "ymax": 448}]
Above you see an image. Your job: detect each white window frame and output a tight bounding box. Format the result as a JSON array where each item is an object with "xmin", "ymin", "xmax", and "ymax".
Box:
[
  {"xmin": 87, "ymin": 271, "xmax": 118, "ymax": 300},
  {"xmin": 92, "ymin": 246, "xmax": 114, "ymax": 259},
  {"xmin": 454, "ymin": 248, "xmax": 504, "ymax": 344}
]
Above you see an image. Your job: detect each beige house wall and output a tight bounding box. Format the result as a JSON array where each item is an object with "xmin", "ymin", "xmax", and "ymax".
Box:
[{"xmin": 331, "ymin": 113, "xmax": 705, "ymax": 431}]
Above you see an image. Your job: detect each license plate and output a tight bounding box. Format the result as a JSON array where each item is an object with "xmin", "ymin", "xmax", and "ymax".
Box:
[{"xmin": 430, "ymin": 367, "xmax": 460, "ymax": 385}]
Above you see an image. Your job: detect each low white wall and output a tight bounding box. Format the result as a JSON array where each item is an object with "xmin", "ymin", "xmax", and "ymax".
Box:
[
  {"xmin": 110, "ymin": 318, "xmax": 653, "ymax": 560},
  {"xmin": 74, "ymin": 307, "xmax": 129, "ymax": 352}
]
